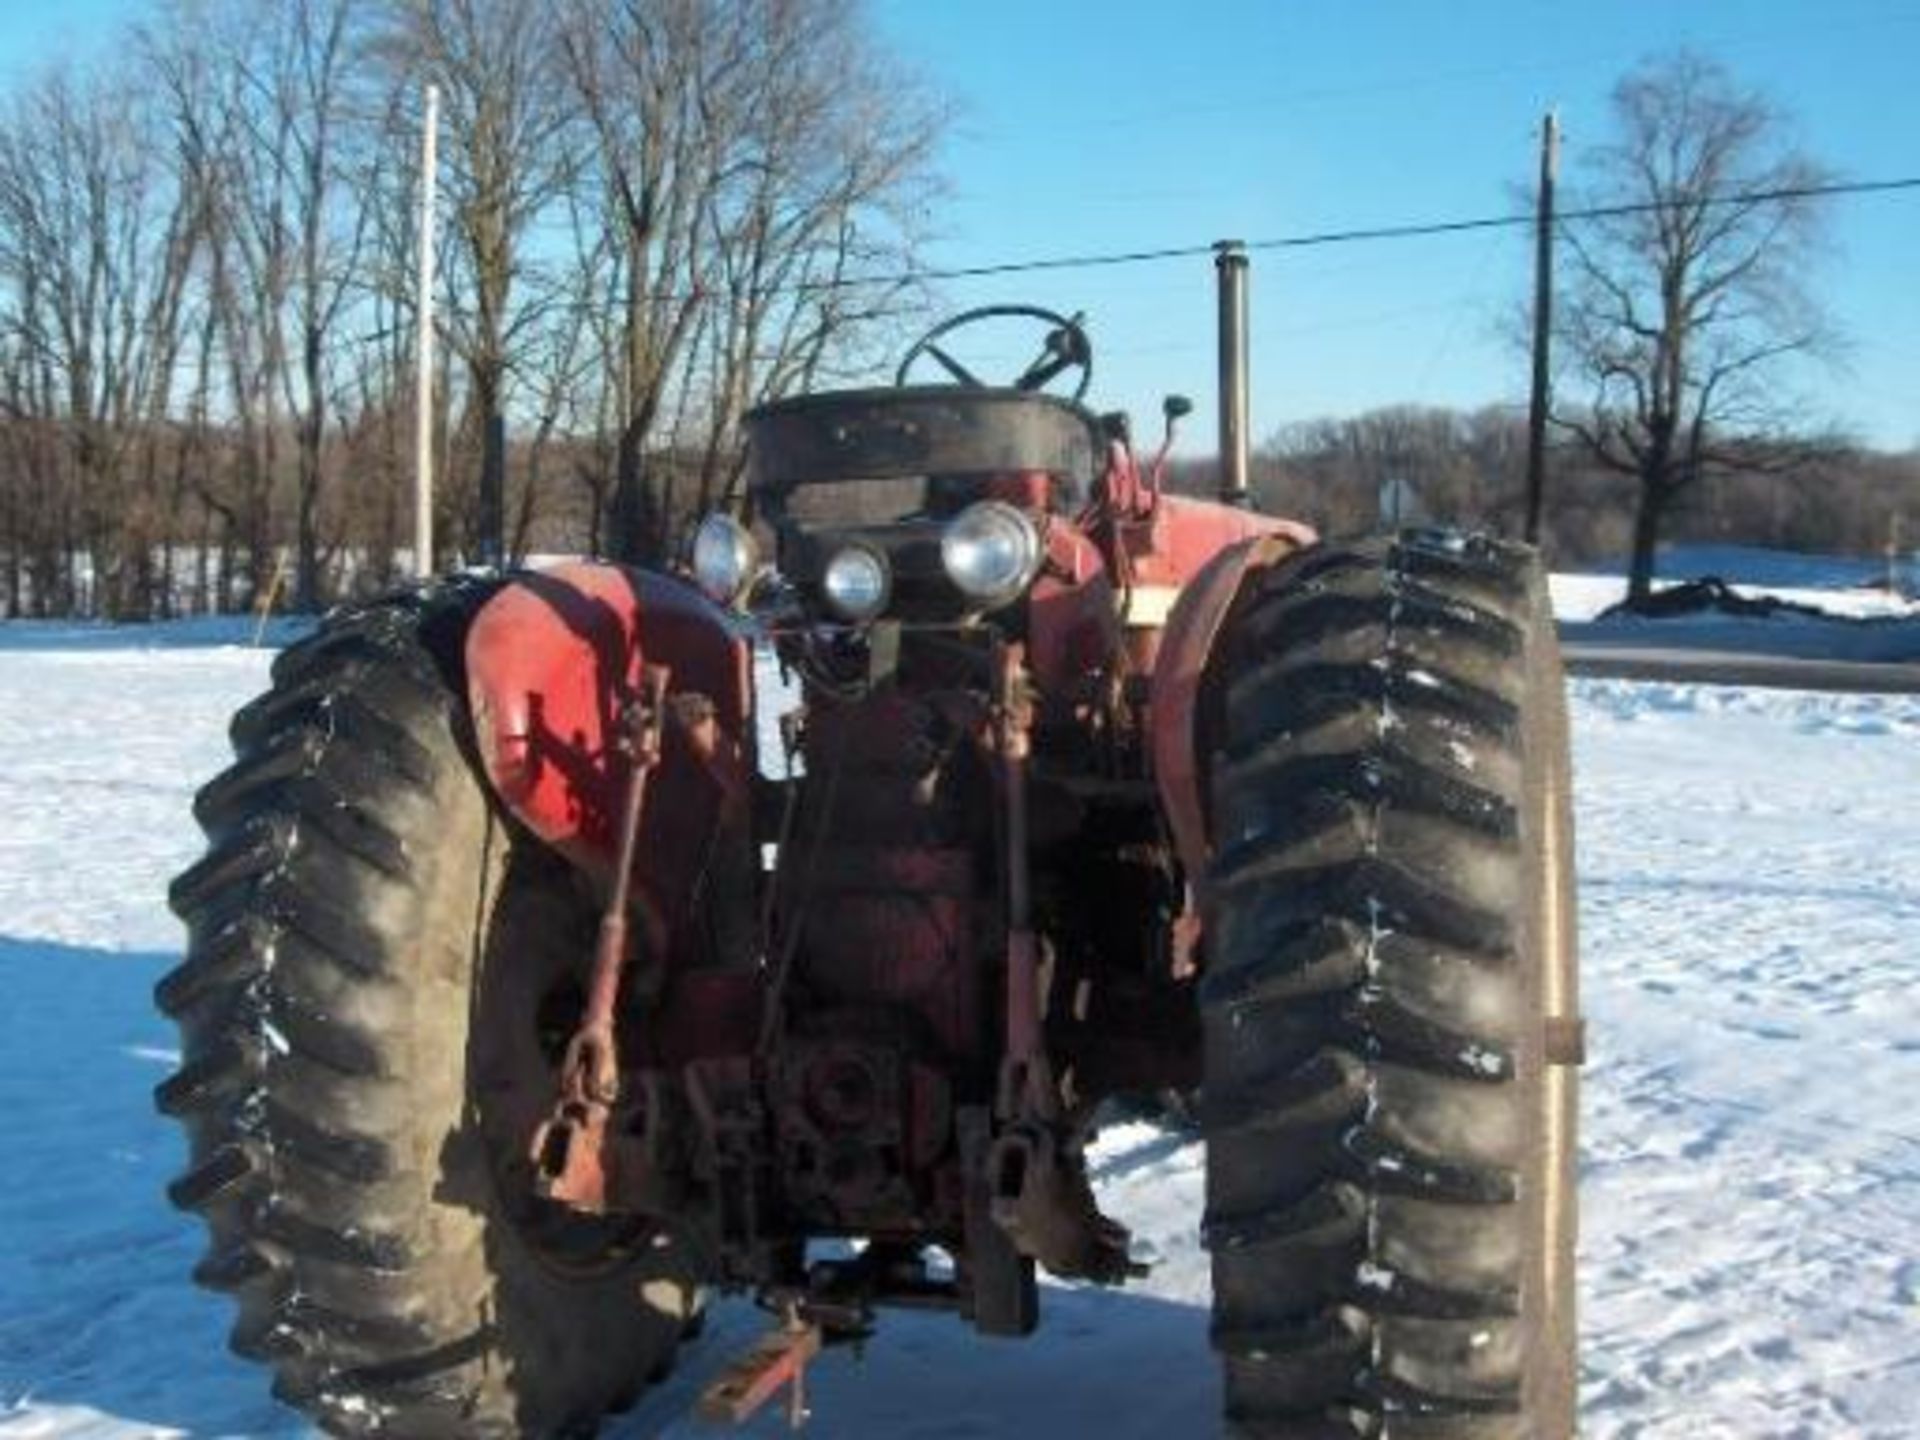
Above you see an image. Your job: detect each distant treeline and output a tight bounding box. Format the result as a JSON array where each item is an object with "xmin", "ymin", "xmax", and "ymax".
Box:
[
  {"xmin": 6, "ymin": 398, "xmax": 1913, "ymax": 619},
  {"xmin": 1171, "ymin": 405, "xmax": 1918, "ymax": 570}
]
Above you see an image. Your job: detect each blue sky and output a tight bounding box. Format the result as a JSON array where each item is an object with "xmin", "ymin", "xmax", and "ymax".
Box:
[
  {"xmin": 2, "ymin": 0, "xmax": 1915, "ymax": 453},
  {"xmin": 871, "ymin": 0, "xmax": 1920, "ymax": 453}
]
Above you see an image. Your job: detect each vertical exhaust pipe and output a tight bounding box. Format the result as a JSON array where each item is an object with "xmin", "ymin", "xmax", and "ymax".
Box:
[{"xmin": 1214, "ymin": 240, "xmax": 1252, "ymax": 507}]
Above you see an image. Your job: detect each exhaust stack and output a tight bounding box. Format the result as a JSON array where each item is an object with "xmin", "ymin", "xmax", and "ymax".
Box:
[{"xmin": 1214, "ymin": 240, "xmax": 1251, "ymax": 508}]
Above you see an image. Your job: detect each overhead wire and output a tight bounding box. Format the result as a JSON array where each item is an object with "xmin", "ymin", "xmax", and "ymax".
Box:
[
  {"xmin": 352, "ymin": 173, "xmax": 1920, "ymax": 342},
  {"xmin": 816, "ymin": 175, "xmax": 1920, "ymax": 293}
]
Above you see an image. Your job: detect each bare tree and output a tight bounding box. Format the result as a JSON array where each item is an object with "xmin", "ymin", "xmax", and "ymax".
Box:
[
  {"xmin": 1554, "ymin": 52, "xmax": 1838, "ymax": 603},
  {"xmin": 149, "ymin": 8, "xmax": 289, "ymax": 608},
  {"xmin": 0, "ymin": 66, "xmax": 181, "ymax": 617},
  {"xmin": 559, "ymin": 0, "xmax": 942, "ymax": 562},
  {"xmin": 0, "ymin": 0, "xmax": 943, "ymax": 614},
  {"xmin": 556, "ymin": 0, "xmax": 721, "ymax": 562},
  {"xmin": 264, "ymin": 0, "xmax": 375, "ymax": 609},
  {"xmin": 690, "ymin": 1, "xmax": 940, "ymax": 518},
  {"xmin": 153, "ymin": 0, "xmax": 378, "ymax": 611}
]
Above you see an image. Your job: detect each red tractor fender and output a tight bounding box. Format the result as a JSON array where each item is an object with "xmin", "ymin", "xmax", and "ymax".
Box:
[
  {"xmin": 464, "ymin": 561, "xmax": 756, "ymax": 962},
  {"xmin": 1150, "ymin": 528, "xmax": 1313, "ymax": 884}
]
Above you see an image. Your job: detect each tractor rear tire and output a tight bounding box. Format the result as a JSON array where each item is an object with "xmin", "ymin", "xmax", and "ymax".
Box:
[
  {"xmin": 1199, "ymin": 532, "xmax": 1578, "ymax": 1438},
  {"xmin": 157, "ymin": 584, "xmax": 698, "ymax": 1439}
]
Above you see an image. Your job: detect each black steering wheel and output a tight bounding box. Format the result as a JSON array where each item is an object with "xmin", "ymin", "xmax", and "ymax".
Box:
[{"xmin": 895, "ymin": 304, "xmax": 1094, "ymax": 402}]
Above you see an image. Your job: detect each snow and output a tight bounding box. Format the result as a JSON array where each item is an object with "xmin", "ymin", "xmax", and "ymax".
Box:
[
  {"xmin": 2, "ymin": 603, "xmax": 1918, "ymax": 1437},
  {"xmin": 1569, "ymin": 680, "xmax": 1920, "ymax": 1438}
]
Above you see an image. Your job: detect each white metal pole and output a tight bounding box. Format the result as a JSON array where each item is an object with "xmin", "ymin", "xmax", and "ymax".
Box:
[{"xmin": 414, "ymin": 82, "xmax": 438, "ymax": 579}]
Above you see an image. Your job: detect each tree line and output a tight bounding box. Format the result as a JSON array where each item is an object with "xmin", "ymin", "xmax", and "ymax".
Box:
[
  {"xmin": 1172, "ymin": 406, "xmax": 1916, "ymax": 571},
  {"xmin": 0, "ymin": 0, "xmax": 942, "ymax": 619}
]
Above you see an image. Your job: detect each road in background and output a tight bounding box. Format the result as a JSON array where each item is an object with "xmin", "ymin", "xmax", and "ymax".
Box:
[{"xmin": 1560, "ymin": 639, "xmax": 1920, "ymax": 693}]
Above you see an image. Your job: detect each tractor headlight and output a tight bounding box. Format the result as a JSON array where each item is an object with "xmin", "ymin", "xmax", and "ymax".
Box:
[
  {"xmin": 941, "ymin": 501, "xmax": 1041, "ymax": 608},
  {"xmin": 822, "ymin": 543, "xmax": 891, "ymax": 621},
  {"xmin": 691, "ymin": 513, "xmax": 758, "ymax": 607}
]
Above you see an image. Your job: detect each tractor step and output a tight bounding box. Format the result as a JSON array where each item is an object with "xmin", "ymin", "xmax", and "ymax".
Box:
[{"xmin": 697, "ymin": 1310, "xmax": 823, "ymax": 1429}]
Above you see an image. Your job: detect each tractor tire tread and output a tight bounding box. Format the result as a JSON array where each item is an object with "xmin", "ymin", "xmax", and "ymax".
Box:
[
  {"xmin": 1201, "ymin": 532, "xmax": 1573, "ymax": 1436},
  {"xmin": 161, "ymin": 581, "xmax": 688, "ymax": 1438}
]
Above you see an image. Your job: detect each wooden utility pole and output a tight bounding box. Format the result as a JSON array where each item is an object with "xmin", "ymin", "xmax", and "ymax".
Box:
[
  {"xmin": 414, "ymin": 82, "xmax": 439, "ymax": 580},
  {"xmin": 1524, "ymin": 108, "xmax": 1559, "ymax": 545}
]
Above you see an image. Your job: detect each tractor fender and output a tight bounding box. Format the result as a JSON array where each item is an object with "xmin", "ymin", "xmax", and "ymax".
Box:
[
  {"xmin": 1149, "ymin": 530, "xmax": 1312, "ymax": 884},
  {"xmin": 464, "ymin": 561, "xmax": 756, "ymax": 960}
]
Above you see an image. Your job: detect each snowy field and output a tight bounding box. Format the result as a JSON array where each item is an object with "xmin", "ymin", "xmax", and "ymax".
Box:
[{"xmin": 2, "ymin": 603, "xmax": 1917, "ymax": 1436}]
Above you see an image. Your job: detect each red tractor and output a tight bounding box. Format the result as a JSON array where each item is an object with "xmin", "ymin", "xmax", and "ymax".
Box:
[{"xmin": 158, "ymin": 302, "xmax": 1580, "ymax": 1438}]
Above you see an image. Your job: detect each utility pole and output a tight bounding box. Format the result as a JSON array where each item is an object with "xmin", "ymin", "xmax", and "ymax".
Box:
[
  {"xmin": 414, "ymin": 82, "xmax": 439, "ymax": 580},
  {"xmin": 1523, "ymin": 108, "xmax": 1558, "ymax": 546}
]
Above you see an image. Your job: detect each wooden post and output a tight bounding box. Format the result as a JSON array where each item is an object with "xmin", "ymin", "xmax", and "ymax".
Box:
[
  {"xmin": 1524, "ymin": 109, "xmax": 1559, "ymax": 545},
  {"xmin": 252, "ymin": 549, "xmax": 289, "ymax": 647}
]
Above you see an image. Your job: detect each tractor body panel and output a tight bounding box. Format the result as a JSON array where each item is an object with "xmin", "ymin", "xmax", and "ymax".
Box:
[
  {"xmin": 1027, "ymin": 520, "xmax": 1119, "ymax": 713},
  {"xmin": 1148, "ymin": 530, "xmax": 1313, "ymax": 879},
  {"xmin": 464, "ymin": 560, "xmax": 757, "ymax": 967}
]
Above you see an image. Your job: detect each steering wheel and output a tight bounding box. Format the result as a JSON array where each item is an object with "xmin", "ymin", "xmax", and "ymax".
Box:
[{"xmin": 895, "ymin": 305, "xmax": 1094, "ymax": 402}]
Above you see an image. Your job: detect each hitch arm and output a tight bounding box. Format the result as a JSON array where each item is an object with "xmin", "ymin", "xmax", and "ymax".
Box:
[
  {"xmin": 982, "ymin": 643, "xmax": 1140, "ymax": 1285},
  {"xmin": 530, "ymin": 665, "xmax": 671, "ymax": 1211}
]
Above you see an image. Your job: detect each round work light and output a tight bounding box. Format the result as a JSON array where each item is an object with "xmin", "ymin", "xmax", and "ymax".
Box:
[
  {"xmin": 822, "ymin": 543, "xmax": 891, "ymax": 621},
  {"xmin": 940, "ymin": 501, "xmax": 1041, "ymax": 608},
  {"xmin": 690, "ymin": 513, "xmax": 758, "ymax": 607}
]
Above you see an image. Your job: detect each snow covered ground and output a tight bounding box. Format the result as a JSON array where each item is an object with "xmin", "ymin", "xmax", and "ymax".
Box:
[{"xmin": 1, "ymin": 605, "xmax": 1917, "ymax": 1437}]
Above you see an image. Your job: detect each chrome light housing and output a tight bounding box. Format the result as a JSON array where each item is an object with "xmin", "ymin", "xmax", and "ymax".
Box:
[
  {"xmin": 940, "ymin": 501, "xmax": 1041, "ymax": 608},
  {"xmin": 822, "ymin": 542, "xmax": 891, "ymax": 621},
  {"xmin": 691, "ymin": 512, "xmax": 758, "ymax": 607}
]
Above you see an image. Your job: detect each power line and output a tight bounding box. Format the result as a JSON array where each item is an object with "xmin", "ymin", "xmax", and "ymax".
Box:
[
  {"xmin": 799, "ymin": 174, "xmax": 1920, "ymax": 293},
  {"xmin": 347, "ymin": 172, "xmax": 1920, "ymax": 336}
]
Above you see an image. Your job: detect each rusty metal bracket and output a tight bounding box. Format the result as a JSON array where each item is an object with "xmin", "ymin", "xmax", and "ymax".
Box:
[
  {"xmin": 530, "ymin": 664, "xmax": 671, "ymax": 1212},
  {"xmin": 984, "ymin": 1121, "xmax": 1144, "ymax": 1286},
  {"xmin": 1545, "ymin": 1015, "xmax": 1588, "ymax": 1067}
]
